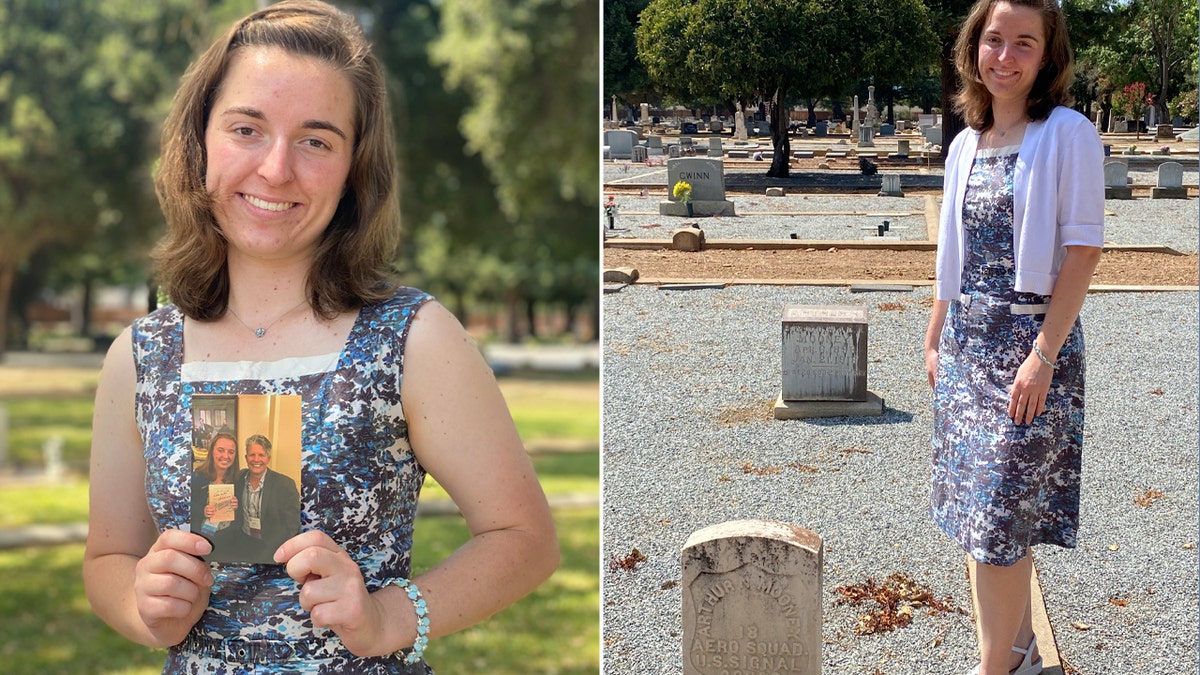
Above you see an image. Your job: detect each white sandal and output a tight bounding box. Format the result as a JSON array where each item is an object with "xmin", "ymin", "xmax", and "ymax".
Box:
[
  {"xmin": 966, "ymin": 635, "xmax": 1043, "ymax": 675},
  {"xmin": 1009, "ymin": 635, "xmax": 1043, "ymax": 675}
]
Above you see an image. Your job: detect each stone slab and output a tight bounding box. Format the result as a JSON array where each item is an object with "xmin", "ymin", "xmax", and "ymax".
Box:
[
  {"xmin": 660, "ymin": 200, "xmax": 737, "ymax": 217},
  {"xmin": 1150, "ymin": 187, "xmax": 1188, "ymax": 199},
  {"xmin": 848, "ymin": 284, "xmax": 914, "ymax": 293},
  {"xmin": 682, "ymin": 520, "xmax": 823, "ymax": 675},
  {"xmin": 773, "ymin": 391, "xmax": 884, "ymax": 419}
]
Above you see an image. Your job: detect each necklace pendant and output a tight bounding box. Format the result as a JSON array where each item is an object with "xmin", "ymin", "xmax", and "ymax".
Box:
[{"xmin": 255, "ymin": 328, "xmax": 266, "ymax": 338}]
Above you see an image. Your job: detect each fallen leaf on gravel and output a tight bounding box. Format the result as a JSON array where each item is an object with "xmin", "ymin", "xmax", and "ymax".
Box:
[
  {"xmin": 1184, "ymin": 542, "xmax": 1196, "ymax": 550},
  {"xmin": 1108, "ymin": 596, "xmax": 1129, "ymax": 607},
  {"xmin": 1134, "ymin": 489, "xmax": 1165, "ymax": 507},
  {"xmin": 1149, "ymin": 387, "xmax": 1165, "ymax": 395},
  {"xmin": 1071, "ymin": 622, "xmax": 1091, "ymax": 631},
  {"xmin": 609, "ymin": 548, "xmax": 647, "ymax": 573},
  {"xmin": 1108, "ymin": 544, "xmax": 1119, "ymax": 551}
]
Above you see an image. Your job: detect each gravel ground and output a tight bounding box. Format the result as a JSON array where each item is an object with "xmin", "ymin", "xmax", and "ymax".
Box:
[{"xmin": 601, "ymin": 284, "xmax": 1198, "ymax": 675}]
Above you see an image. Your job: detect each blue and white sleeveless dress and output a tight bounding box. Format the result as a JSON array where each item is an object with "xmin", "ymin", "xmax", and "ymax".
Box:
[
  {"xmin": 133, "ymin": 287, "xmax": 435, "ymax": 674},
  {"xmin": 930, "ymin": 145, "xmax": 1085, "ymax": 567}
]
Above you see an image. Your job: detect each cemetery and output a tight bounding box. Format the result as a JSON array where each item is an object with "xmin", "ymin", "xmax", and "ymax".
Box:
[{"xmin": 601, "ymin": 99, "xmax": 1199, "ymax": 674}]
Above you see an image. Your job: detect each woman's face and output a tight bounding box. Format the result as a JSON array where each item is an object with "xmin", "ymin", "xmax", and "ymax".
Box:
[
  {"xmin": 212, "ymin": 437, "xmax": 237, "ymax": 473},
  {"xmin": 246, "ymin": 443, "xmax": 270, "ymax": 479},
  {"xmin": 977, "ymin": 2, "xmax": 1047, "ymax": 108},
  {"xmin": 204, "ymin": 46, "xmax": 356, "ymax": 266}
]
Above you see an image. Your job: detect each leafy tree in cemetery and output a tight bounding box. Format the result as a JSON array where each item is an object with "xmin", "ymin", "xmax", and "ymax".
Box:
[
  {"xmin": 605, "ymin": 0, "xmax": 655, "ymax": 115},
  {"xmin": 430, "ymin": 0, "xmax": 600, "ymax": 340},
  {"xmin": 637, "ymin": 0, "xmax": 936, "ymax": 177},
  {"xmin": 0, "ymin": 0, "xmax": 209, "ymax": 356}
]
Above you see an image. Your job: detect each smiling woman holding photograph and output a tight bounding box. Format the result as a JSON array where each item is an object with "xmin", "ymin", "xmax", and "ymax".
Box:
[{"xmin": 82, "ymin": 2, "xmax": 558, "ymax": 672}]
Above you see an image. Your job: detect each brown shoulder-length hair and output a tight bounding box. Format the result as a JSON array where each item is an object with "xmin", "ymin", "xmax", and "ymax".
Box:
[
  {"xmin": 197, "ymin": 431, "xmax": 241, "ymax": 483},
  {"xmin": 153, "ymin": 0, "xmax": 400, "ymax": 321},
  {"xmin": 952, "ymin": 0, "xmax": 1075, "ymax": 131}
]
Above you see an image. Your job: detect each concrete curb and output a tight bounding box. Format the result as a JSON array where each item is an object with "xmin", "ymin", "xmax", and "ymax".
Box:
[{"xmin": 613, "ymin": 277, "xmax": 1198, "ymax": 293}]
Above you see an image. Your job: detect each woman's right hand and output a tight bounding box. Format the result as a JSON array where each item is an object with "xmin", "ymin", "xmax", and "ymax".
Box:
[
  {"xmin": 924, "ymin": 346, "xmax": 939, "ymax": 388},
  {"xmin": 203, "ymin": 505, "xmax": 214, "ymax": 518},
  {"xmin": 133, "ymin": 529, "xmax": 214, "ymax": 645}
]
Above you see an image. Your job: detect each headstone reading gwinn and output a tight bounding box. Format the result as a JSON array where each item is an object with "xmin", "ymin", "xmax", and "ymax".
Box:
[
  {"xmin": 661, "ymin": 157, "xmax": 737, "ymax": 217},
  {"xmin": 683, "ymin": 519, "xmax": 823, "ymax": 675}
]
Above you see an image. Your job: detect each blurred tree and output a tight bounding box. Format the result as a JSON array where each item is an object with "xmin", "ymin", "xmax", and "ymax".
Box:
[
  {"xmin": 0, "ymin": 0, "xmax": 210, "ymax": 355},
  {"xmin": 429, "ymin": 0, "xmax": 599, "ymax": 341}
]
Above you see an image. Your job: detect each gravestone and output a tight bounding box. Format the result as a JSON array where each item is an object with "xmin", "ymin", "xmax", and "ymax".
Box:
[
  {"xmin": 710, "ymin": 120, "xmax": 724, "ymax": 133},
  {"xmin": 1103, "ymin": 160, "xmax": 1133, "ymax": 199},
  {"xmin": 852, "ymin": 95, "xmax": 860, "ymax": 136},
  {"xmin": 895, "ymin": 120, "xmax": 906, "ymax": 132},
  {"xmin": 606, "ymin": 129, "xmax": 637, "ymax": 160},
  {"xmin": 766, "ymin": 187, "xmax": 786, "ymax": 197},
  {"xmin": 672, "ymin": 228, "xmax": 705, "ymax": 251},
  {"xmin": 814, "ymin": 121, "xmax": 828, "ymax": 136},
  {"xmin": 1151, "ymin": 161, "xmax": 1187, "ymax": 199},
  {"xmin": 1155, "ymin": 124, "xmax": 1175, "ymax": 140},
  {"xmin": 682, "ymin": 519, "xmax": 823, "ymax": 675},
  {"xmin": 890, "ymin": 139, "xmax": 911, "ymax": 159},
  {"xmin": 775, "ymin": 304, "xmax": 883, "ymax": 419},
  {"xmin": 641, "ymin": 102, "xmax": 650, "ymax": 125},
  {"xmin": 632, "ymin": 145, "xmax": 647, "ymax": 162},
  {"xmin": 683, "ymin": 122, "xmax": 700, "ymax": 135},
  {"xmin": 669, "ymin": 145, "xmax": 682, "ymax": 158},
  {"xmin": 878, "ymin": 174, "xmax": 904, "ymax": 197},
  {"xmin": 661, "ymin": 157, "xmax": 736, "ymax": 217},
  {"xmin": 921, "ymin": 125, "xmax": 942, "ymax": 146},
  {"xmin": 708, "ymin": 137, "xmax": 723, "ymax": 157},
  {"xmin": 879, "ymin": 123, "xmax": 895, "ymax": 136},
  {"xmin": 648, "ymin": 135, "xmax": 664, "ymax": 156},
  {"xmin": 735, "ymin": 111, "xmax": 748, "ymax": 141}
]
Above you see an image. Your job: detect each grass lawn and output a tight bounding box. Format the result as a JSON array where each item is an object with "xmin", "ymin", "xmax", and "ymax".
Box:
[{"xmin": 0, "ymin": 369, "xmax": 598, "ymax": 674}]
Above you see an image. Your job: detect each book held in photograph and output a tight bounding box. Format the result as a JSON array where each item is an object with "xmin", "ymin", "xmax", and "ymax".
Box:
[{"xmin": 208, "ymin": 483, "xmax": 236, "ymax": 523}]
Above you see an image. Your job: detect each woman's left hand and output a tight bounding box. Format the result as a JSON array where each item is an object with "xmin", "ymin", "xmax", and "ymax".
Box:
[
  {"xmin": 274, "ymin": 531, "xmax": 388, "ymax": 657},
  {"xmin": 1008, "ymin": 351, "xmax": 1053, "ymax": 424}
]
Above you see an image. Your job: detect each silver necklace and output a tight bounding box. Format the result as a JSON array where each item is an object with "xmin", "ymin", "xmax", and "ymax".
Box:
[{"xmin": 226, "ymin": 298, "xmax": 309, "ymax": 338}]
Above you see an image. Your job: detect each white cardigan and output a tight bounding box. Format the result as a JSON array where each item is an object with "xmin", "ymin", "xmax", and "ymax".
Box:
[{"xmin": 935, "ymin": 106, "xmax": 1105, "ymax": 300}]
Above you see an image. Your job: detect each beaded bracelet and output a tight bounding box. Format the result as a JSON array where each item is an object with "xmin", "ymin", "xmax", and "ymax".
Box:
[
  {"xmin": 387, "ymin": 577, "xmax": 429, "ymax": 665},
  {"xmin": 1032, "ymin": 341, "xmax": 1057, "ymax": 369}
]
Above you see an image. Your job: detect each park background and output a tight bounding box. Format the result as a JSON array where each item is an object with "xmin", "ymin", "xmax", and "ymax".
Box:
[{"xmin": 0, "ymin": 0, "xmax": 599, "ymax": 673}]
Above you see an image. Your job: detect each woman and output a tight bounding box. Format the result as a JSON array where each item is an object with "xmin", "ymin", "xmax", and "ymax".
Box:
[
  {"xmin": 923, "ymin": 1, "xmax": 1103, "ymax": 674},
  {"xmin": 230, "ymin": 434, "xmax": 301, "ymax": 565},
  {"xmin": 190, "ymin": 431, "xmax": 241, "ymax": 549},
  {"xmin": 83, "ymin": 2, "xmax": 558, "ymax": 672}
]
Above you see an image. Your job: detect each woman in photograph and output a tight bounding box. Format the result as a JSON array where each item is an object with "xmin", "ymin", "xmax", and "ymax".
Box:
[
  {"xmin": 922, "ymin": 1, "xmax": 1103, "ymax": 674},
  {"xmin": 190, "ymin": 431, "xmax": 241, "ymax": 548},
  {"xmin": 231, "ymin": 434, "xmax": 300, "ymax": 564},
  {"xmin": 83, "ymin": 1, "xmax": 558, "ymax": 672}
]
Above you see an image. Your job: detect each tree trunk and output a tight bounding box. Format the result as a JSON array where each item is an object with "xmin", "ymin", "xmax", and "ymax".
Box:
[
  {"xmin": 0, "ymin": 263, "xmax": 16, "ymax": 359},
  {"xmin": 525, "ymin": 298, "xmax": 537, "ymax": 340},
  {"xmin": 767, "ymin": 86, "xmax": 791, "ymax": 178},
  {"xmin": 806, "ymin": 99, "xmax": 817, "ymax": 126},
  {"xmin": 81, "ymin": 275, "xmax": 94, "ymax": 339}
]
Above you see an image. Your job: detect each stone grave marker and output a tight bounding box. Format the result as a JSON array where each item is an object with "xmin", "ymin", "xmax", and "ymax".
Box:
[
  {"xmin": 1156, "ymin": 123, "xmax": 1175, "ymax": 140},
  {"xmin": 683, "ymin": 519, "xmax": 823, "ymax": 675},
  {"xmin": 893, "ymin": 139, "xmax": 911, "ymax": 158},
  {"xmin": 683, "ymin": 122, "xmax": 699, "ymax": 135},
  {"xmin": 708, "ymin": 137, "xmax": 723, "ymax": 157},
  {"xmin": 672, "ymin": 227, "xmax": 705, "ymax": 251},
  {"xmin": 1103, "ymin": 159, "xmax": 1133, "ymax": 199},
  {"xmin": 606, "ymin": 129, "xmax": 637, "ymax": 160},
  {"xmin": 640, "ymin": 102, "xmax": 650, "ymax": 124},
  {"xmin": 878, "ymin": 174, "xmax": 904, "ymax": 197},
  {"xmin": 879, "ymin": 123, "xmax": 895, "ymax": 136},
  {"xmin": 648, "ymin": 135, "xmax": 664, "ymax": 156},
  {"xmin": 814, "ymin": 120, "xmax": 828, "ymax": 136},
  {"xmin": 662, "ymin": 157, "xmax": 736, "ymax": 217},
  {"xmin": 1151, "ymin": 161, "xmax": 1187, "ymax": 199},
  {"xmin": 710, "ymin": 119, "xmax": 724, "ymax": 133},
  {"xmin": 735, "ymin": 110, "xmax": 748, "ymax": 141},
  {"xmin": 775, "ymin": 304, "xmax": 883, "ymax": 419}
]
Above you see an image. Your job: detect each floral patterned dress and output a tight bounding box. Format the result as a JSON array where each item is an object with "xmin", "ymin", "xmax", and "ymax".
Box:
[
  {"xmin": 930, "ymin": 145, "xmax": 1085, "ymax": 567},
  {"xmin": 133, "ymin": 287, "xmax": 435, "ymax": 674}
]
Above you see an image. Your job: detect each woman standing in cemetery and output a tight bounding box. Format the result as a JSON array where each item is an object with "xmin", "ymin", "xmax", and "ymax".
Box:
[
  {"xmin": 923, "ymin": 1, "xmax": 1102, "ymax": 674},
  {"xmin": 83, "ymin": 2, "xmax": 558, "ymax": 672}
]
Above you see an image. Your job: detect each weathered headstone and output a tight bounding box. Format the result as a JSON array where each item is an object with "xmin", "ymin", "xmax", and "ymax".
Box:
[
  {"xmin": 1155, "ymin": 124, "xmax": 1175, "ymax": 140},
  {"xmin": 662, "ymin": 157, "xmax": 736, "ymax": 216},
  {"xmin": 895, "ymin": 139, "xmax": 911, "ymax": 157},
  {"xmin": 682, "ymin": 520, "xmax": 823, "ymax": 675},
  {"xmin": 766, "ymin": 187, "xmax": 786, "ymax": 197},
  {"xmin": 641, "ymin": 102, "xmax": 650, "ymax": 124},
  {"xmin": 605, "ymin": 129, "xmax": 637, "ymax": 160},
  {"xmin": 710, "ymin": 119, "xmax": 724, "ymax": 133},
  {"xmin": 632, "ymin": 145, "xmax": 648, "ymax": 162},
  {"xmin": 734, "ymin": 110, "xmax": 748, "ymax": 141},
  {"xmin": 775, "ymin": 304, "xmax": 883, "ymax": 419},
  {"xmin": 879, "ymin": 123, "xmax": 895, "ymax": 136},
  {"xmin": 683, "ymin": 122, "xmax": 699, "ymax": 135},
  {"xmin": 1103, "ymin": 159, "xmax": 1133, "ymax": 199},
  {"xmin": 672, "ymin": 227, "xmax": 705, "ymax": 251},
  {"xmin": 878, "ymin": 174, "xmax": 904, "ymax": 197},
  {"xmin": 708, "ymin": 137, "xmax": 723, "ymax": 157},
  {"xmin": 813, "ymin": 120, "xmax": 827, "ymax": 137},
  {"xmin": 648, "ymin": 135, "xmax": 664, "ymax": 156},
  {"xmin": 1151, "ymin": 161, "xmax": 1187, "ymax": 199}
]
